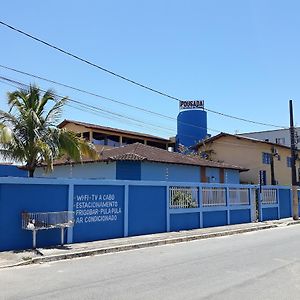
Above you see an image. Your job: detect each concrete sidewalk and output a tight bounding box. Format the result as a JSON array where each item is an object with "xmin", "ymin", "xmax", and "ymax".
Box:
[{"xmin": 1, "ymin": 218, "xmax": 299, "ymax": 269}]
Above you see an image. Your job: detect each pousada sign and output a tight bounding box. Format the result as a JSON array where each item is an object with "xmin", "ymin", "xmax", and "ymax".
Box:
[{"xmin": 179, "ymin": 100, "xmax": 204, "ymax": 110}]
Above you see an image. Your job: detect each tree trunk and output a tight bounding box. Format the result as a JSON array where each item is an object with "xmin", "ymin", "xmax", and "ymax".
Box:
[{"xmin": 28, "ymin": 169, "xmax": 35, "ymax": 178}]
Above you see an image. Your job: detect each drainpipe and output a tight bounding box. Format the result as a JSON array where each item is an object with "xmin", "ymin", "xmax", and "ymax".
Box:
[{"xmin": 270, "ymin": 151, "xmax": 276, "ymax": 185}]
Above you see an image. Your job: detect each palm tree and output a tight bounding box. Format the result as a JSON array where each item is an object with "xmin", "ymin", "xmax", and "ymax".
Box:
[{"xmin": 0, "ymin": 84, "xmax": 98, "ymax": 177}]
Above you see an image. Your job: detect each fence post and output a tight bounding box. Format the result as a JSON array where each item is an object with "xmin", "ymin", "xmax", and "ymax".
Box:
[
  {"xmin": 277, "ymin": 188, "xmax": 280, "ymax": 220},
  {"xmin": 258, "ymin": 188, "xmax": 263, "ymax": 222},
  {"xmin": 32, "ymin": 229, "xmax": 37, "ymax": 249},
  {"xmin": 226, "ymin": 187, "xmax": 230, "ymax": 225},
  {"xmin": 61, "ymin": 227, "xmax": 65, "ymax": 246},
  {"xmin": 124, "ymin": 184, "xmax": 129, "ymax": 237},
  {"xmin": 67, "ymin": 183, "xmax": 74, "ymax": 244},
  {"xmin": 199, "ymin": 185, "xmax": 203, "ymax": 228},
  {"xmin": 250, "ymin": 188, "xmax": 256, "ymax": 222},
  {"xmin": 290, "ymin": 188, "xmax": 294, "ymax": 217},
  {"xmin": 166, "ymin": 185, "xmax": 170, "ymax": 232}
]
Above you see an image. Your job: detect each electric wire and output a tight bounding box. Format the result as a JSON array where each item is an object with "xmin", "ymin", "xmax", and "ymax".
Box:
[
  {"xmin": 0, "ymin": 74, "xmax": 291, "ymax": 146},
  {"xmin": 0, "ymin": 20, "xmax": 180, "ymax": 102},
  {"xmin": 0, "ymin": 21, "xmax": 287, "ymax": 129},
  {"xmin": 0, "ymin": 76, "xmax": 176, "ymax": 135},
  {"xmin": 0, "ymin": 76, "xmax": 293, "ymax": 159},
  {"xmin": 0, "ymin": 77, "xmax": 218, "ymax": 143},
  {"xmin": 0, "ymin": 64, "xmax": 220, "ymax": 133}
]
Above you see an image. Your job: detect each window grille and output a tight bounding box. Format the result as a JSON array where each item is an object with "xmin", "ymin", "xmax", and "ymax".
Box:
[
  {"xmin": 261, "ymin": 189, "xmax": 277, "ymax": 204},
  {"xmin": 228, "ymin": 188, "xmax": 249, "ymax": 205},
  {"xmin": 169, "ymin": 187, "xmax": 199, "ymax": 209},
  {"xmin": 202, "ymin": 187, "xmax": 226, "ymax": 207}
]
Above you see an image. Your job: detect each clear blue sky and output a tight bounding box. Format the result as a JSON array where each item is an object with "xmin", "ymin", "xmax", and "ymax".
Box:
[{"xmin": 0, "ymin": 0, "xmax": 300, "ymax": 138}]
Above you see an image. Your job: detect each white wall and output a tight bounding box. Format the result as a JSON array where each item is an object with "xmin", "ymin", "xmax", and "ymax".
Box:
[
  {"xmin": 35, "ymin": 162, "xmax": 116, "ymax": 179},
  {"xmin": 240, "ymin": 127, "xmax": 300, "ymax": 147}
]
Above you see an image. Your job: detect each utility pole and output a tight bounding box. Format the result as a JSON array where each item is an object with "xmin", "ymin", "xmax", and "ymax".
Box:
[
  {"xmin": 289, "ymin": 100, "xmax": 299, "ymax": 220},
  {"xmin": 270, "ymin": 147, "xmax": 276, "ymax": 185}
]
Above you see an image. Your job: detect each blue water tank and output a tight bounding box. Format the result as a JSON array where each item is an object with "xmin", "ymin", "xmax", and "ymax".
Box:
[{"xmin": 176, "ymin": 109, "xmax": 207, "ymax": 150}]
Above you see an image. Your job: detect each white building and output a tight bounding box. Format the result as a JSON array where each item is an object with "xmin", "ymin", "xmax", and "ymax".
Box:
[{"xmin": 239, "ymin": 128, "xmax": 300, "ymax": 147}]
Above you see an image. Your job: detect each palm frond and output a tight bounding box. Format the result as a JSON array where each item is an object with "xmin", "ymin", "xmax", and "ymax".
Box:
[
  {"xmin": 2, "ymin": 85, "xmax": 98, "ymax": 176},
  {"xmin": 37, "ymin": 88, "xmax": 56, "ymax": 117},
  {"xmin": 44, "ymin": 96, "xmax": 68, "ymax": 126}
]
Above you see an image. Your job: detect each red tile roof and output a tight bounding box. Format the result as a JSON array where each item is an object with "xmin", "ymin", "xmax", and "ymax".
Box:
[
  {"xmin": 53, "ymin": 143, "xmax": 248, "ymax": 171},
  {"xmin": 58, "ymin": 120, "xmax": 170, "ymax": 142},
  {"xmin": 196, "ymin": 132, "xmax": 294, "ymax": 150}
]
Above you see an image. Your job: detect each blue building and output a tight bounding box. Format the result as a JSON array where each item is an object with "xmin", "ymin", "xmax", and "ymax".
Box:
[
  {"xmin": 36, "ymin": 143, "xmax": 247, "ymax": 184},
  {"xmin": 176, "ymin": 100, "xmax": 208, "ymax": 151},
  {"xmin": 0, "ymin": 164, "xmax": 27, "ymax": 177}
]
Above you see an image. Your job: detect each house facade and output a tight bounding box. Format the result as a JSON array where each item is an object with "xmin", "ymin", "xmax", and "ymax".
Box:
[
  {"xmin": 35, "ymin": 143, "xmax": 246, "ymax": 184},
  {"xmin": 58, "ymin": 120, "xmax": 174, "ymax": 151},
  {"xmin": 196, "ymin": 133, "xmax": 300, "ymax": 185},
  {"xmin": 239, "ymin": 127, "xmax": 300, "ymax": 147}
]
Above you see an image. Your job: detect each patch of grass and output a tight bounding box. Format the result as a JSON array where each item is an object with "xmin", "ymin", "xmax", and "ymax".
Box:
[{"xmin": 22, "ymin": 256, "xmax": 32, "ymax": 261}]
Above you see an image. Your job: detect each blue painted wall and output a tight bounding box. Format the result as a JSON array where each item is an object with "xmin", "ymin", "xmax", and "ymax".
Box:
[
  {"xmin": 203, "ymin": 211, "xmax": 228, "ymax": 227},
  {"xmin": 230, "ymin": 209, "xmax": 251, "ymax": 224},
  {"xmin": 73, "ymin": 185, "xmax": 124, "ymax": 242},
  {"xmin": 0, "ymin": 184, "xmax": 68, "ymax": 251},
  {"xmin": 35, "ymin": 162, "xmax": 116, "ymax": 179},
  {"xmin": 2, "ymin": 179, "xmax": 291, "ymax": 252},
  {"xmin": 128, "ymin": 186, "xmax": 166, "ymax": 236},
  {"xmin": 224, "ymin": 169, "xmax": 240, "ymax": 184},
  {"xmin": 298, "ymin": 190, "xmax": 300, "ymax": 217},
  {"xmin": 116, "ymin": 161, "xmax": 141, "ymax": 180},
  {"xmin": 0, "ymin": 165, "xmax": 27, "ymax": 177},
  {"xmin": 261, "ymin": 207, "xmax": 278, "ymax": 221},
  {"xmin": 170, "ymin": 213, "xmax": 199, "ymax": 231},
  {"xmin": 176, "ymin": 109, "xmax": 207, "ymax": 149},
  {"xmin": 279, "ymin": 189, "xmax": 292, "ymax": 218},
  {"xmin": 35, "ymin": 159, "xmax": 241, "ymax": 185},
  {"xmin": 141, "ymin": 162, "xmax": 200, "ymax": 182}
]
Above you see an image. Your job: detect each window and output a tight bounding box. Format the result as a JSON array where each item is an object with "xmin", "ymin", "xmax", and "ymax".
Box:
[
  {"xmin": 106, "ymin": 135, "xmax": 120, "ymax": 147},
  {"xmin": 92, "ymin": 132, "xmax": 106, "ymax": 145},
  {"xmin": 82, "ymin": 132, "xmax": 90, "ymax": 140},
  {"xmin": 275, "ymin": 137, "xmax": 285, "ymax": 145},
  {"xmin": 287, "ymin": 157, "xmax": 292, "ymax": 168},
  {"xmin": 262, "ymin": 152, "xmax": 271, "ymax": 164}
]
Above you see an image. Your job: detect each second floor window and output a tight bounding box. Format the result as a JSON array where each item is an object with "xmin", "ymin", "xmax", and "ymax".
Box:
[
  {"xmin": 262, "ymin": 152, "xmax": 272, "ymax": 164},
  {"xmin": 287, "ymin": 157, "xmax": 292, "ymax": 168},
  {"xmin": 275, "ymin": 137, "xmax": 285, "ymax": 145}
]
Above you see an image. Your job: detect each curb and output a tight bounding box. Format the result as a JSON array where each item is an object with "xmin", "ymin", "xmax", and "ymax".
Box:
[
  {"xmin": 18, "ymin": 224, "xmax": 277, "ymax": 266},
  {"xmin": 1, "ymin": 223, "xmax": 290, "ymax": 268},
  {"xmin": 0, "ymin": 259, "xmax": 33, "ymax": 269},
  {"xmin": 286, "ymin": 220, "xmax": 300, "ymax": 226}
]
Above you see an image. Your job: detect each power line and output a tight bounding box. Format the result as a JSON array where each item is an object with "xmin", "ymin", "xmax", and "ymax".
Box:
[
  {"xmin": 0, "ymin": 64, "xmax": 287, "ymax": 133},
  {"xmin": 0, "ymin": 64, "xmax": 179, "ymax": 121},
  {"xmin": 0, "ymin": 20, "xmax": 180, "ymax": 102},
  {"xmin": 0, "ymin": 80, "xmax": 171, "ymax": 135},
  {"xmin": 0, "ymin": 76, "xmax": 176, "ymax": 135},
  {"xmin": 205, "ymin": 107, "xmax": 286, "ymax": 129},
  {"xmin": 0, "ymin": 65, "xmax": 221, "ymax": 133},
  {"xmin": 0, "ymin": 18, "xmax": 289, "ymax": 129},
  {"xmin": 0, "ymin": 76, "xmax": 288, "ymax": 148},
  {"xmin": 0, "ymin": 76, "xmax": 218, "ymax": 143}
]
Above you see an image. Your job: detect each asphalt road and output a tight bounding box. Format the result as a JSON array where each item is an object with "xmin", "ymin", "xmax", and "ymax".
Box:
[{"xmin": 1, "ymin": 225, "xmax": 300, "ymax": 300}]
